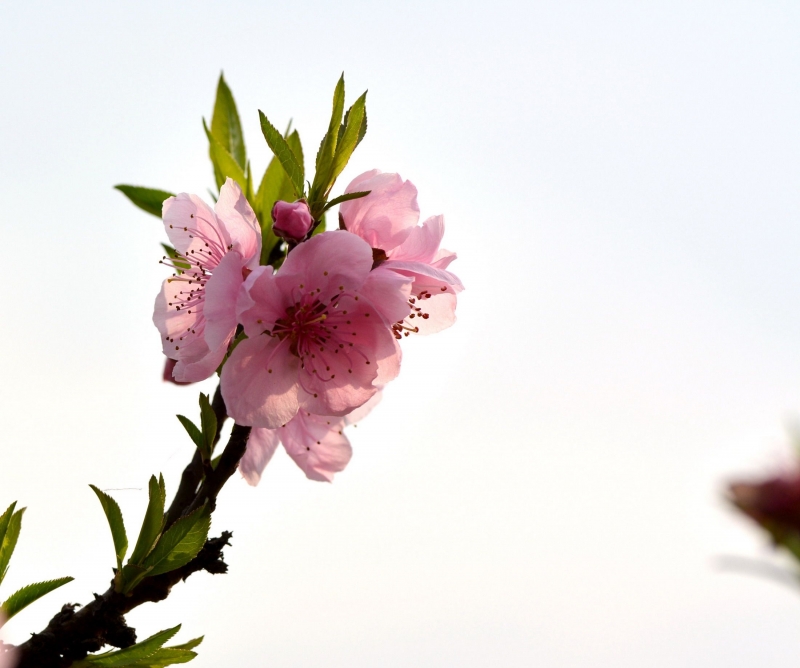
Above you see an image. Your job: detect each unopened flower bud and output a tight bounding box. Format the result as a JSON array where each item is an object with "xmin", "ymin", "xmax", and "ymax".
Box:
[{"xmin": 272, "ymin": 200, "xmax": 313, "ymax": 242}]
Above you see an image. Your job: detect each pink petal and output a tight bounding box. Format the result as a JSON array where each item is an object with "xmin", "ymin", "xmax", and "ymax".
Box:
[
  {"xmin": 221, "ymin": 336, "xmax": 301, "ymax": 428},
  {"xmin": 374, "ymin": 332, "xmax": 402, "ymax": 385},
  {"xmin": 383, "ymin": 260, "xmax": 464, "ymax": 293},
  {"xmin": 387, "ymin": 215, "xmax": 445, "ymax": 264},
  {"xmin": 240, "ymin": 427, "xmax": 280, "ymax": 486},
  {"xmin": 215, "ymin": 179, "xmax": 262, "ymax": 269},
  {"xmin": 203, "ymin": 250, "xmax": 244, "ymax": 351},
  {"xmin": 360, "ymin": 265, "xmax": 413, "ymax": 325},
  {"xmin": 408, "ymin": 292, "xmax": 457, "ymax": 335},
  {"xmin": 344, "ymin": 388, "xmax": 383, "ymax": 425},
  {"xmin": 280, "ymin": 230, "xmax": 373, "ymax": 302},
  {"xmin": 172, "ymin": 338, "xmax": 229, "ymax": 383},
  {"xmin": 340, "ymin": 171, "xmax": 420, "ymax": 251},
  {"xmin": 280, "ymin": 412, "xmax": 352, "ymax": 482},
  {"xmin": 237, "ymin": 267, "xmax": 291, "ymax": 336},
  {"xmin": 163, "ymin": 193, "xmax": 227, "ymax": 258}
]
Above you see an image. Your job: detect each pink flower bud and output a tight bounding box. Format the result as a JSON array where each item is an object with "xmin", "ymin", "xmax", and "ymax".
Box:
[{"xmin": 272, "ymin": 200, "xmax": 313, "ymax": 242}]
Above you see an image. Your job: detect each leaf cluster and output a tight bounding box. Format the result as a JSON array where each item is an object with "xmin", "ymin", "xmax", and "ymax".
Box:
[
  {"xmin": 91, "ymin": 476, "xmax": 210, "ymax": 595},
  {"xmin": 116, "ymin": 72, "xmax": 371, "ymax": 269}
]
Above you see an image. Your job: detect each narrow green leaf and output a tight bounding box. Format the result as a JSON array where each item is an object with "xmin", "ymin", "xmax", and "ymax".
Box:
[
  {"xmin": 89, "ymin": 485, "xmax": 128, "ymax": 568},
  {"xmin": 286, "ymin": 130, "xmax": 304, "ymax": 180},
  {"xmin": 176, "ymin": 415, "xmax": 204, "ymax": 452},
  {"xmin": 328, "ymin": 92, "xmax": 367, "ymax": 188},
  {"xmin": 0, "ymin": 577, "xmax": 73, "ymax": 623},
  {"xmin": 81, "ymin": 625, "xmax": 182, "ymax": 666},
  {"xmin": 128, "ymin": 476, "xmax": 165, "ymax": 565},
  {"xmin": 210, "ymin": 73, "xmax": 246, "ymax": 170},
  {"xmin": 0, "ymin": 503, "xmax": 17, "ymax": 551},
  {"xmin": 323, "ymin": 190, "xmax": 370, "ymax": 212},
  {"xmin": 314, "ymin": 74, "xmax": 345, "ymax": 178},
  {"xmin": 203, "ymin": 120, "xmax": 247, "ymax": 194},
  {"xmin": 138, "ymin": 647, "xmax": 198, "ymax": 666},
  {"xmin": 169, "ymin": 637, "xmax": 203, "ymax": 652},
  {"xmin": 115, "ymin": 186, "xmax": 174, "ymax": 218},
  {"xmin": 0, "ymin": 508, "xmax": 24, "ymax": 587},
  {"xmin": 142, "ymin": 506, "xmax": 210, "ymax": 577},
  {"xmin": 258, "ymin": 111, "xmax": 304, "ymax": 198},
  {"xmin": 198, "ymin": 393, "xmax": 217, "ymax": 458}
]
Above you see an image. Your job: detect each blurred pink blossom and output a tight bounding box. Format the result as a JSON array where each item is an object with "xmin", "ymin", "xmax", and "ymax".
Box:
[
  {"xmin": 221, "ymin": 231, "xmax": 403, "ymax": 429},
  {"xmin": 272, "ymin": 200, "xmax": 314, "ymax": 242},
  {"xmin": 154, "ymin": 179, "xmax": 261, "ymax": 383},
  {"xmin": 341, "ymin": 170, "xmax": 463, "ymax": 336}
]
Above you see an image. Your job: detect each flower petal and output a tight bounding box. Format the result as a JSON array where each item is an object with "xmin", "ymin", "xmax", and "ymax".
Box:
[
  {"xmin": 340, "ymin": 171, "xmax": 420, "ymax": 251},
  {"xmin": 215, "ymin": 178, "xmax": 262, "ymax": 269},
  {"xmin": 387, "ymin": 215, "xmax": 445, "ymax": 264},
  {"xmin": 204, "ymin": 250, "xmax": 244, "ymax": 351},
  {"xmin": 221, "ymin": 336, "xmax": 300, "ymax": 428},
  {"xmin": 280, "ymin": 230, "xmax": 373, "ymax": 302},
  {"xmin": 280, "ymin": 412, "xmax": 352, "ymax": 482},
  {"xmin": 163, "ymin": 193, "xmax": 227, "ymax": 257},
  {"xmin": 360, "ymin": 265, "xmax": 413, "ymax": 324},
  {"xmin": 240, "ymin": 427, "xmax": 280, "ymax": 486}
]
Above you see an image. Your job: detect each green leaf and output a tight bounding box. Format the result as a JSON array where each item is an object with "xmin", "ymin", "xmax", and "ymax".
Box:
[
  {"xmin": 128, "ymin": 476, "xmax": 165, "ymax": 566},
  {"xmin": 79, "ymin": 625, "xmax": 182, "ymax": 666},
  {"xmin": 258, "ymin": 111, "xmax": 304, "ymax": 198},
  {"xmin": 203, "ymin": 120, "xmax": 248, "ymax": 195},
  {"xmin": 255, "ymin": 129, "xmax": 304, "ymax": 265},
  {"xmin": 115, "ymin": 186, "xmax": 174, "ymax": 218},
  {"xmin": 0, "ymin": 577, "xmax": 73, "ymax": 624},
  {"xmin": 0, "ymin": 503, "xmax": 17, "ymax": 553},
  {"xmin": 323, "ymin": 190, "xmax": 370, "ymax": 212},
  {"xmin": 0, "ymin": 507, "xmax": 24, "ymax": 587},
  {"xmin": 314, "ymin": 74, "xmax": 345, "ymax": 182},
  {"xmin": 176, "ymin": 415, "xmax": 204, "ymax": 452},
  {"xmin": 118, "ymin": 564, "xmax": 149, "ymax": 595},
  {"xmin": 169, "ymin": 637, "xmax": 203, "ymax": 652},
  {"xmin": 89, "ymin": 486, "xmax": 128, "ymax": 569},
  {"xmin": 141, "ymin": 506, "xmax": 210, "ymax": 577},
  {"xmin": 327, "ymin": 91, "xmax": 367, "ymax": 190},
  {"xmin": 198, "ymin": 393, "xmax": 217, "ymax": 458},
  {"xmin": 210, "ymin": 73, "xmax": 246, "ymax": 170}
]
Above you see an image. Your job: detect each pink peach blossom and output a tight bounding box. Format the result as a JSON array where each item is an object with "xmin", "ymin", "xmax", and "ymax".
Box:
[
  {"xmin": 221, "ymin": 231, "xmax": 406, "ymax": 429},
  {"xmin": 340, "ymin": 171, "xmax": 463, "ymax": 337},
  {"xmin": 272, "ymin": 200, "xmax": 314, "ymax": 242},
  {"xmin": 154, "ymin": 179, "xmax": 261, "ymax": 383}
]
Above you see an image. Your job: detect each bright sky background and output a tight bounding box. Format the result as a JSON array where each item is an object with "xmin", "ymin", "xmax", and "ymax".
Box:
[{"xmin": 2, "ymin": 0, "xmax": 800, "ymax": 665}]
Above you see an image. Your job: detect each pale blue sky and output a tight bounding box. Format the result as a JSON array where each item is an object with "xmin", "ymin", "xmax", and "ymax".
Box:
[{"xmin": 2, "ymin": 1, "xmax": 800, "ymax": 665}]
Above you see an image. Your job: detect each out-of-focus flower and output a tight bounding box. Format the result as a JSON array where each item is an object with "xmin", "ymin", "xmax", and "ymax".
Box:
[
  {"xmin": 221, "ymin": 231, "xmax": 405, "ymax": 429},
  {"xmin": 154, "ymin": 179, "xmax": 261, "ymax": 383},
  {"xmin": 272, "ymin": 200, "xmax": 314, "ymax": 242},
  {"xmin": 340, "ymin": 170, "xmax": 463, "ymax": 337},
  {"xmin": 729, "ymin": 471, "xmax": 800, "ymax": 543}
]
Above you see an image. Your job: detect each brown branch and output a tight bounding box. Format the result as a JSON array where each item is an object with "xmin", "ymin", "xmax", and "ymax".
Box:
[{"xmin": 12, "ymin": 384, "xmax": 251, "ymax": 668}]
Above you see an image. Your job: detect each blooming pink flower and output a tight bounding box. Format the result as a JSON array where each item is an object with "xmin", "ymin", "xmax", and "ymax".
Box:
[
  {"xmin": 221, "ymin": 230, "xmax": 407, "ymax": 429},
  {"xmin": 340, "ymin": 170, "xmax": 463, "ymax": 337},
  {"xmin": 272, "ymin": 200, "xmax": 314, "ymax": 242},
  {"xmin": 154, "ymin": 179, "xmax": 261, "ymax": 383}
]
